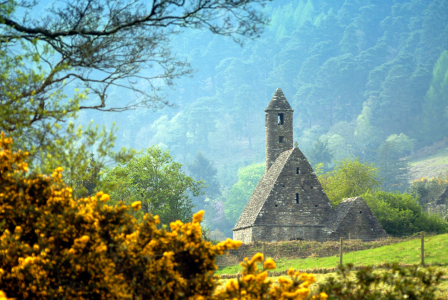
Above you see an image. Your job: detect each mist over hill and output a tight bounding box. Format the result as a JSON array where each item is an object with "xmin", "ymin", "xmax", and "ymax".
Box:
[{"xmin": 79, "ymin": 0, "xmax": 448, "ymax": 227}]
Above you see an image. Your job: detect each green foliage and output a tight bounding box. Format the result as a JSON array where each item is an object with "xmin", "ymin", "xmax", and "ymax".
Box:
[
  {"xmin": 187, "ymin": 151, "xmax": 221, "ymax": 202},
  {"xmin": 385, "ymin": 134, "xmax": 416, "ymax": 156},
  {"xmin": 306, "ymin": 138, "xmax": 333, "ymax": 170},
  {"xmin": 421, "ymin": 50, "xmax": 448, "ymax": 144},
  {"xmin": 0, "ymin": 46, "xmax": 135, "ymax": 199},
  {"xmin": 362, "ymin": 191, "xmax": 448, "ymax": 236},
  {"xmin": 317, "ymin": 263, "xmax": 444, "ymax": 300},
  {"xmin": 376, "ymin": 140, "xmax": 410, "ymax": 192},
  {"xmin": 408, "ymin": 176, "xmax": 448, "ymax": 207},
  {"xmin": 318, "ymin": 158, "xmax": 380, "ymax": 207},
  {"xmin": 224, "ymin": 162, "xmax": 265, "ymax": 225},
  {"xmin": 101, "ymin": 146, "xmax": 205, "ymax": 225}
]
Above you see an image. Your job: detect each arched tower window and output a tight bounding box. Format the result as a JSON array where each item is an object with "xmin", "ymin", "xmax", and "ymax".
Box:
[
  {"xmin": 295, "ymin": 193, "xmax": 299, "ymax": 204},
  {"xmin": 278, "ymin": 113, "xmax": 284, "ymax": 125}
]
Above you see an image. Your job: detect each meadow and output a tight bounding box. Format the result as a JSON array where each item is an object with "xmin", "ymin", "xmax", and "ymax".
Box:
[
  {"xmin": 217, "ymin": 233, "xmax": 448, "ymax": 275},
  {"xmin": 216, "ymin": 234, "xmax": 448, "ymax": 299}
]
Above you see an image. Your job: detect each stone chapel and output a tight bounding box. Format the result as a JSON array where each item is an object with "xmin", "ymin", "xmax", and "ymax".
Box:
[{"xmin": 233, "ymin": 88, "xmax": 388, "ymax": 243}]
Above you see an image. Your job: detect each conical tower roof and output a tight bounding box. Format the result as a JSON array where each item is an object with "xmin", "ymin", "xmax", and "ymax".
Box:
[{"xmin": 265, "ymin": 88, "xmax": 293, "ymax": 111}]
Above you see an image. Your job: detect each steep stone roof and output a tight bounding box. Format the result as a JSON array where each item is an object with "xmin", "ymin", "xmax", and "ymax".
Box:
[
  {"xmin": 435, "ymin": 186, "xmax": 448, "ymax": 205},
  {"xmin": 265, "ymin": 88, "xmax": 293, "ymax": 111},
  {"xmin": 325, "ymin": 197, "xmax": 387, "ymax": 240},
  {"xmin": 234, "ymin": 148, "xmax": 294, "ymax": 230}
]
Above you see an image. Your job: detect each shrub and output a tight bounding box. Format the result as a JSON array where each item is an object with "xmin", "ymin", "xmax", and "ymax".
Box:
[
  {"xmin": 317, "ymin": 263, "xmax": 443, "ymax": 300},
  {"xmin": 362, "ymin": 191, "xmax": 448, "ymax": 236},
  {"xmin": 0, "ymin": 133, "xmax": 327, "ymax": 300}
]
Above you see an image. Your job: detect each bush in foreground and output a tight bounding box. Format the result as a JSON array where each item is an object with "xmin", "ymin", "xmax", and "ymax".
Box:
[
  {"xmin": 318, "ymin": 263, "xmax": 443, "ymax": 300},
  {"xmin": 0, "ymin": 132, "xmax": 327, "ymax": 299}
]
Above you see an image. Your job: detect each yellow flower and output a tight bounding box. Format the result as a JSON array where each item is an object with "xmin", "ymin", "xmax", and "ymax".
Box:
[
  {"xmin": 80, "ymin": 235, "xmax": 90, "ymax": 243},
  {"xmin": 263, "ymin": 258, "xmax": 276, "ymax": 270},
  {"xmin": 251, "ymin": 252, "xmax": 264, "ymax": 263},
  {"xmin": 193, "ymin": 210, "xmax": 204, "ymax": 223},
  {"xmin": 56, "ymin": 167, "xmax": 63, "ymax": 172},
  {"xmin": 100, "ymin": 194, "xmax": 110, "ymax": 203},
  {"xmin": 0, "ymin": 290, "xmax": 8, "ymax": 300},
  {"xmin": 131, "ymin": 201, "xmax": 141, "ymax": 211},
  {"xmin": 225, "ymin": 279, "xmax": 238, "ymax": 292}
]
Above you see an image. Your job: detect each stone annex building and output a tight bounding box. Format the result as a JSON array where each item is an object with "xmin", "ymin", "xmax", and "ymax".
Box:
[{"xmin": 233, "ymin": 88, "xmax": 388, "ymax": 243}]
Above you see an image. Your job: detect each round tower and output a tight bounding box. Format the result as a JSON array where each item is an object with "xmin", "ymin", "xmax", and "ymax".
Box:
[{"xmin": 265, "ymin": 88, "xmax": 294, "ymax": 172}]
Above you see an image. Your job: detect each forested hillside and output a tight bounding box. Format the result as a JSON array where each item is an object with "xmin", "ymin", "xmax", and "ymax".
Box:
[{"xmin": 80, "ymin": 0, "xmax": 448, "ymax": 234}]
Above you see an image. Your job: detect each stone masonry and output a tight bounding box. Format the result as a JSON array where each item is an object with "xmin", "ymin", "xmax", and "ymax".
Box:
[{"xmin": 233, "ymin": 88, "xmax": 388, "ymax": 243}]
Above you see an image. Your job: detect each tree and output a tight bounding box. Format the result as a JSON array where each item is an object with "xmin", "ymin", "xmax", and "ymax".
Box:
[
  {"xmin": 101, "ymin": 146, "xmax": 205, "ymax": 225},
  {"xmin": 187, "ymin": 151, "xmax": 221, "ymax": 210},
  {"xmin": 224, "ymin": 162, "xmax": 265, "ymax": 225},
  {"xmin": 0, "ymin": 0, "xmax": 270, "ymax": 112},
  {"xmin": 420, "ymin": 50, "xmax": 448, "ymax": 144},
  {"xmin": 376, "ymin": 140, "xmax": 409, "ymax": 192},
  {"xmin": 0, "ymin": 0, "xmax": 270, "ymax": 194},
  {"xmin": 362, "ymin": 190, "xmax": 448, "ymax": 236},
  {"xmin": 318, "ymin": 158, "xmax": 380, "ymax": 207},
  {"xmin": 408, "ymin": 176, "xmax": 448, "ymax": 208},
  {"xmin": 306, "ymin": 138, "xmax": 333, "ymax": 170}
]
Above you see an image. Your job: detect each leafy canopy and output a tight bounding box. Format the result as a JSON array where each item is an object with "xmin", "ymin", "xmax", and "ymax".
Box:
[
  {"xmin": 224, "ymin": 162, "xmax": 265, "ymax": 225},
  {"xmin": 101, "ymin": 146, "xmax": 204, "ymax": 225},
  {"xmin": 362, "ymin": 190, "xmax": 448, "ymax": 236},
  {"xmin": 318, "ymin": 158, "xmax": 380, "ymax": 207}
]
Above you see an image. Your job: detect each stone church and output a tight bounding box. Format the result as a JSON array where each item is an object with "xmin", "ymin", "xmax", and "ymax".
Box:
[{"xmin": 233, "ymin": 88, "xmax": 387, "ymax": 243}]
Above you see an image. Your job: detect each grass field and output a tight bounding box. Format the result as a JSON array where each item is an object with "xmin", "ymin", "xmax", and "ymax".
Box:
[
  {"xmin": 216, "ymin": 233, "xmax": 448, "ymax": 275},
  {"xmin": 408, "ymin": 145, "xmax": 448, "ymax": 181},
  {"xmin": 216, "ymin": 235, "xmax": 448, "ymax": 299}
]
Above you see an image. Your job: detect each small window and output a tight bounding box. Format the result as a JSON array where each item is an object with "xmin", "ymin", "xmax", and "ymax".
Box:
[
  {"xmin": 296, "ymin": 167, "xmax": 300, "ymax": 174},
  {"xmin": 315, "ymin": 205, "xmax": 318, "ymax": 207},
  {"xmin": 295, "ymin": 193, "xmax": 299, "ymax": 204},
  {"xmin": 310, "ymin": 186, "xmax": 313, "ymax": 189},
  {"xmin": 278, "ymin": 113, "xmax": 284, "ymax": 125},
  {"xmin": 275, "ymin": 204, "xmax": 278, "ymax": 207},
  {"xmin": 279, "ymin": 136, "xmax": 284, "ymax": 143},
  {"xmin": 359, "ymin": 211, "xmax": 362, "ymax": 214}
]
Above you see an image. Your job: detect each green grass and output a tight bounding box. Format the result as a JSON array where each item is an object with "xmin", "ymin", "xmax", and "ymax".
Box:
[
  {"xmin": 216, "ymin": 233, "xmax": 448, "ymax": 275},
  {"xmin": 409, "ymin": 146, "xmax": 448, "ymax": 167}
]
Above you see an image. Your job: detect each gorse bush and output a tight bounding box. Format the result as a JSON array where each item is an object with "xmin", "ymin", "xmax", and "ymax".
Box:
[
  {"xmin": 0, "ymin": 132, "xmax": 327, "ymax": 300},
  {"xmin": 317, "ymin": 263, "xmax": 443, "ymax": 300}
]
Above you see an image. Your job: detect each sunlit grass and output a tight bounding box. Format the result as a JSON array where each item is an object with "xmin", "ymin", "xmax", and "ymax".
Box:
[
  {"xmin": 409, "ymin": 146, "xmax": 448, "ymax": 167},
  {"xmin": 216, "ymin": 233, "xmax": 448, "ymax": 275}
]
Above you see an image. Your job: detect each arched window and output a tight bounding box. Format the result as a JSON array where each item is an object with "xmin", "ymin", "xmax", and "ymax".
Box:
[
  {"xmin": 295, "ymin": 193, "xmax": 299, "ymax": 204},
  {"xmin": 278, "ymin": 113, "xmax": 284, "ymax": 125}
]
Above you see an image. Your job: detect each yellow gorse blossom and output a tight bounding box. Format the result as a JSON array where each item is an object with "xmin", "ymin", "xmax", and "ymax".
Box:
[
  {"xmin": 264, "ymin": 258, "xmax": 276, "ymax": 270},
  {"xmin": 131, "ymin": 201, "xmax": 141, "ymax": 210}
]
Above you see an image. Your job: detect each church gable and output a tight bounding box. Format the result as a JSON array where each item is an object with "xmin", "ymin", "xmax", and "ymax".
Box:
[
  {"xmin": 325, "ymin": 197, "xmax": 387, "ymax": 240},
  {"xmin": 254, "ymin": 147, "xmax": 334, "ymax": 227},
  {"xmin": 233, "ymin": 149, "xmax": 292, "ymax": 230}
]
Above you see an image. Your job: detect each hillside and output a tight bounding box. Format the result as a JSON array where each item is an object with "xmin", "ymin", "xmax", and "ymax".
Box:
[{"xmin": 408, "ymin": 139, "xmax": 448, "ymax": 182}]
